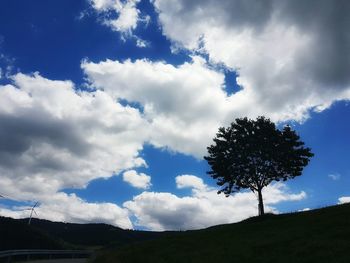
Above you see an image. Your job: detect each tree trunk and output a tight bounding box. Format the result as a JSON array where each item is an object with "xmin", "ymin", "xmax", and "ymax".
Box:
[{"xmin": 258, "ymin": 189, "xmax": 265, "ymax": 216}]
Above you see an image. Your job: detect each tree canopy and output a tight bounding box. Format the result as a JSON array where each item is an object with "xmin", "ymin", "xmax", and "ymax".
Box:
[{"xmin": 204, "ymin": 116, "xmax": 314, "ymax": 216}]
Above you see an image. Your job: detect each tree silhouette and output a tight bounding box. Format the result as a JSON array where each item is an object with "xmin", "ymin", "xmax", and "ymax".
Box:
[{"xmin": 204, "ymin": 116, "xmax": 314, "ymax": 216}]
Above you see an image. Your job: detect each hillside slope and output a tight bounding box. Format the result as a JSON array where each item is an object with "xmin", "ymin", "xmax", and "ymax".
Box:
[{"xmin": 94, "ymin": 203, "xmax": 350, "ymax": 263}]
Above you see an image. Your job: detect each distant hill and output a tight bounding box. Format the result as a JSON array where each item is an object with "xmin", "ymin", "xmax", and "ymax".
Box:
[
  {"xmin": 0, "ymin": 217, "xmax": 67, "ymax": 250},
  {"xmin": 0, "ymin": 217, "xmax": 169, "ymax": 250},
  {"xmin": 93, "ymin": 203, "xmax": 350, "ymax": 263},
  {"xmin": 18, "ymin": 218, "xmax": 168, "ymax": 248}
]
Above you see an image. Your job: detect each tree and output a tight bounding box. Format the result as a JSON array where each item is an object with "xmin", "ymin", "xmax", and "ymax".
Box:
[{"xmin": 204, "ymin": 116, "xmax": 314, "ymax": 216}]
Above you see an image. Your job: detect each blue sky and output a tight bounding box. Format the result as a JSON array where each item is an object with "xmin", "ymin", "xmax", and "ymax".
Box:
[{"xmin": 0, "ymin": 0, "xmax": 349, "ymax": 231}]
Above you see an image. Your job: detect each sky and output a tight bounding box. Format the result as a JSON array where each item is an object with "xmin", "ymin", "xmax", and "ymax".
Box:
[{"xmin": 0, "ymin": 0, "xmax": 349, "ymax": 231}]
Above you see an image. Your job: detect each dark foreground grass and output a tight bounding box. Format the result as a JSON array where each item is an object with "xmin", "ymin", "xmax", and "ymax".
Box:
[{"xmin": 93, "ymin": 203, "xmax": 350, "ymax": 263}]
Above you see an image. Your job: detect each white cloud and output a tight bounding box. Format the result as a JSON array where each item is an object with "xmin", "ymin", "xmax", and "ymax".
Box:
[
  {"xmin": 338, "ymin": 196, "xmax": 350, "ymax": 204},
  {"xmin": 0, "ymin": 192, "xmax": 132, "ymax": 229},
  {"xmin": 0, "ymin": 72, "xmax": 152, "ymax": 228},
  {"xmin": 0, "ymin": 72, "xmax": 149, "ymax": 202},
  {"xmin": 152, "ymin": 0, "xmax": 350, "ymax": 122},
  {"xmin": 82, "ymin": 56, "xmax": 233, "ymax": 157},
  {"xmin": 124, "ymin": 175, "xmax": 306, "ymax": 231},
  {"xmin": 81, "ymin": 46, "xmax": 349, "ymax": 158},
  {"xmin": 136, "ymin": 38, "xmax": 149, "ymax": 48},
  {"xmin": 109, "ymin": 1, "xmax": 140, "ymax": 33},
  {"xmin": 123, "ymin": 170, "xmax": 152, "ymax": 189},
  {"xmin": 328, "ymin": 173, "xmax": 341, "ymax": 181},
  {"xmin": 90, "ymin": 0, "xmax": 115, "ymax": 10},
  {"xmin": 176, "ymin": 174, "xmax": 206, "ymax": 190},
  {"xmin": 90, "ymin": 0, "xmax": 143, "ymax": 35}
]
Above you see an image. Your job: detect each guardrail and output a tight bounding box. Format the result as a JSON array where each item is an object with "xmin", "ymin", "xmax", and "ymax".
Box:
[{"xmin": 0, "ymin": 249, "xmax": 94, "ymax": 263}]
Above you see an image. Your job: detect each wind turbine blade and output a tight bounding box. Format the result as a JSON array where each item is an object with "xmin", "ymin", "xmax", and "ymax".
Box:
[
  {"xmin": 33, "ymin": 210, "xmax": 38, "ymax": 216},
  {"xmin": 33, "ymin": 202, "xmax": 39, "ymax": 208}
]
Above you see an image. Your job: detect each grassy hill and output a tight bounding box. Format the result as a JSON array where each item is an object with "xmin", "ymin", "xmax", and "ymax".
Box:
[{"xmin": 93, "ymin": 203, "xmax": 350, "ymax": 263}]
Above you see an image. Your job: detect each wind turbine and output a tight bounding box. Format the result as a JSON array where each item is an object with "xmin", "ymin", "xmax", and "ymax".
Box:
[{"xmin": 27, "ymin": 202, "xmax": 39, "ymax": 225}]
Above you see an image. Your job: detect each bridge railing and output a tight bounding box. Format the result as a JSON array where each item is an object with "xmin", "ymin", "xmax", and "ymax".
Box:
[{"xmin": 0, "ymin": 249, "xmax": 94, "ymax": 263}]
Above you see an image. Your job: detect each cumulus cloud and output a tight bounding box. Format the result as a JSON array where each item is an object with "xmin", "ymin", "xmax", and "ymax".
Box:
[
  {"xmin": 81, "ymin": 38, "xmax": 349, "ymax": 158},
  {"xmin": 176, "ymin": 174, "xmax": 206, "ymax": 190},
  {"xmin": 90, "ymin": 0, "xmax": 145, "ymax": 35},
  {"xmin": 82, "ymin": 0, "xmax": 350, "ymax": 157},
  {"xmin": 152, "ymin": 0, "xmax": 350, "ymax": 122},
  {"xmin": 82, "ymin": 56, "xmax": 234, "ymax": 157},
  {"xmin": 123, "ymin": 170, "xmax": 152, "ymax": 189},
  {"xmin": 0, "ymin": 192, "xmax": 132, "ymax": 228},
  {"xmin": 0, "ymin": 72, "xmax": 148, "ymax": 213},
  {"xmin": 338, "ymin": 196, "xmax": 350, "ymax": 204},
  {"xmin": 135, "ymin": 38, "xmax": 149, "ymax": 48},
  {"xmin": 124, "ymin": 175, "xmax": 306, "ymax": 231}
]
